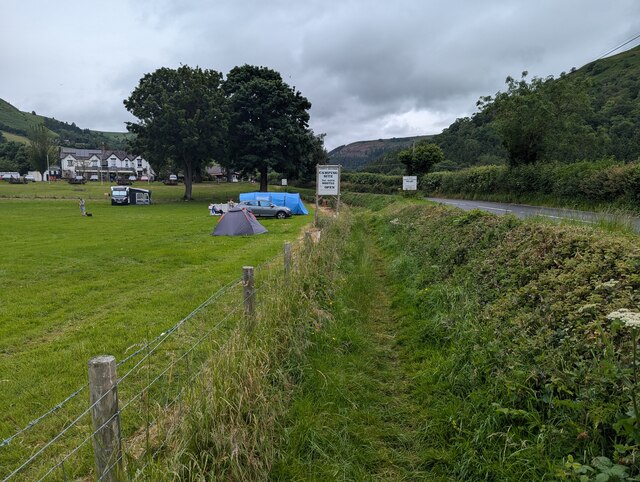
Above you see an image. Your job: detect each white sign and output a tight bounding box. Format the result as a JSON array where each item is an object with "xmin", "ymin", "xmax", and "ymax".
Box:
[
  {"xmin": 281, "ymin": 178, "xmax": 288, "ymax": 186},
  {"xmin": 403, "ymin": 176, "xmax": 418, "ymax": 191},
  {"xmin": 317, "ymin": 165, "xmax": 341, "ymax": 196}
]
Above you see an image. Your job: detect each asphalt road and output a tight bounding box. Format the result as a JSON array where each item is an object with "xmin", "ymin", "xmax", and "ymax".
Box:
[{"xmin": 427, "ymin": 197, "xmax": 640, "ymax": 232}]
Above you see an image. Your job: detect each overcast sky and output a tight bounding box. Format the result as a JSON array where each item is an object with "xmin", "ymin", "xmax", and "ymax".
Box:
[{"xmin": 2, "ymin": 1, "xmax": 639, "ymax": 151}]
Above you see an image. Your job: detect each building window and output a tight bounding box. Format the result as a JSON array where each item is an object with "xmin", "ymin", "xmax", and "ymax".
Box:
[{"xmin": 67, "ymin": 160, "xmax": 73, "ymax": 167}]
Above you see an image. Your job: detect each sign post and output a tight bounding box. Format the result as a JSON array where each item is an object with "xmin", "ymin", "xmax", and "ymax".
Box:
[
  {"xmin": 402, "ymin": 175, "xmax": 418, "ymax": 191},
  {"xmin": 315, "ymin": 164, "xmax": 341, "ymax": 226}
]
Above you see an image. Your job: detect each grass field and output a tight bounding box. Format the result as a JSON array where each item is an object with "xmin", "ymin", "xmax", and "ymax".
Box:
[{"xmin": 0, "ymin": 182, "xmax": 312, "ymax": 478}]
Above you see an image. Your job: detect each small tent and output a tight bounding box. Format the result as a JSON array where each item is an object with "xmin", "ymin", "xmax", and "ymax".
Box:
[
  {"xmin": 211, "ymin": 207, "xmax": 268, "ymax": 236},
  {"xmin": 239, "ymin": 192, "xmax": 308, "ymax": 215}
]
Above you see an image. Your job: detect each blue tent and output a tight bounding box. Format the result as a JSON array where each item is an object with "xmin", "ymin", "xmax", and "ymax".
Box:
[{"xmin": 239, "ymin": 192, "xmax": 309, "ymax": 215}]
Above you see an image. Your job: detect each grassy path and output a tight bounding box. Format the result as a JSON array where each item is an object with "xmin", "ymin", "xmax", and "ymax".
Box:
[{"xmin": 272, "ymin": 217, "xmax": 440, "ymax": 480}]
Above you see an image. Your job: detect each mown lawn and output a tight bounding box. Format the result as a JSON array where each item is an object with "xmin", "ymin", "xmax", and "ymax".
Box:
[{"xmin": 0, "ymin": 183, "xmax": 311, "ymax": 477}]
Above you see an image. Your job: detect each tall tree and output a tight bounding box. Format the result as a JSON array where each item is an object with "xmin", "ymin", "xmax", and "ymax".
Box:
[
  {"xmin": 223, "ymin": 65, "xmax": 313, "ymax": 191},
  {"xmin": 478, "ymin": 72, "xmax": 603, "ymax": 166},
  {"xmin": 124, "ymin": 66, "xmax": 228, "ymax": 200},
  {"xmin": 27, "ymin": 124, "xmax": 58, "ymax": 179},
  {"xmin": 398, "ymin": 141, "xmax": 444, "ymax": 175}
]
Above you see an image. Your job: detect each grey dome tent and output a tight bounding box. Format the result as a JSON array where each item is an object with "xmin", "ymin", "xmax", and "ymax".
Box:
[{"xmin": 211, "ymin": 207, "xmax": 268, "ymax": 236}]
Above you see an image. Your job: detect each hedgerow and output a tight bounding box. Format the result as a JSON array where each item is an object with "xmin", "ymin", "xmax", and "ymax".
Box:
[
  {"xmin": 375, "ymin": 204, "xmax": 640, "ymax": 479},
  {"xmin": 423, "ymin": 160, "xmax": 640, "ymax": 208}
]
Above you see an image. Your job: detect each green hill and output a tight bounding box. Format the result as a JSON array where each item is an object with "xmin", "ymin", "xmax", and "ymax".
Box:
[
  {"xmin": 328, "ymin": 135, "xmax": 431, "ymax": 171},
  {"xmin": 433, "ymin": 45, "xmax": 640, "ymax": 169},
  {"xmin": 333, "ymin": 45, "xmax": 640, "ymax": 173},
  {"xmin": 0, "ymin": 98, "xmax": 132, "ymax": 149}
]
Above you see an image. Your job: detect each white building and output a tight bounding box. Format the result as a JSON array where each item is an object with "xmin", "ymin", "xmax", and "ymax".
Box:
[{"xmin": 59, "ymin": 148, "xmax": 155, "ymax": 181}]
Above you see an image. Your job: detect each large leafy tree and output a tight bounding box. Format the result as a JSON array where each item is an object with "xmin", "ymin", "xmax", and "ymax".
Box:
[
  {"xmin": 478, "ymin": 72, "xmax": 604, "ymax": 166},
  {"xmin": 27, "ymin": 125, "xmax": 58, "ymax": 178},
  {"xmin": 124, "ymin": 66, "xmax": 228, "ymax": 200},
  {"xmin": 398, "ymin": 141, "xmax": 444, "ymax": 175},
  {"xmin": 223, "ymin": 65, "xmax": 313, "ymax": 191}
]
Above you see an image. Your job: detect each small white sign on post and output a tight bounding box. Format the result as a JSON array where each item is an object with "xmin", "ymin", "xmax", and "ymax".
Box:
[
  {"xmin": 403, "ymin": 176, "xmax": 418, "ymax": 191},
  {"xmin": 281, "ymin": 178, "xmax": 287, "ymax": 186},
  {"xmin": 317, "ymin": 165, "xmax": 341, "ymax": 196}
]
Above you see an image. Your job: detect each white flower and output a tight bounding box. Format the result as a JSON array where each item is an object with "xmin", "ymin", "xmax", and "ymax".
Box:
[{"xmin": 607, "ymin": 309, "xmax": 640, "ymax": 328}]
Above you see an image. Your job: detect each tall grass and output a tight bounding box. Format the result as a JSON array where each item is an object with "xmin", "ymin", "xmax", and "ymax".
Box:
[
  {"xmin": 0, "ymin": 184, "xmax": 312, "ymax": 479},
  {"xmin": 135, "ymin": 212, "xmax": 352, "ymax": 480}
]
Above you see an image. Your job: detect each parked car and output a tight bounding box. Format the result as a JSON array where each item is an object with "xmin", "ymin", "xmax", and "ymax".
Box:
[
  {"xmin": 163, "ymin": 174, "xmax": 178, "ymax": 185},
  {"xmin": 128, "ymin": 175, "xmax": 137, "ymax": 181},
  {"xmin": 238, "ymin": 200, "xmax": 292, "ymax": 219},
  {"xmin": 140, "ymin": 175, "xmax": 149, "ymax": 182},
  {"xmin": 89, "ymin": 175, "xmax": 99, "ymax": 181},
  {"xmin": 24, "ymin": 174, "xmax": 36, "ymax": 182},
  {"xmin": 68, "ymin": 176, "xmax": 86, "ymax": 184}
]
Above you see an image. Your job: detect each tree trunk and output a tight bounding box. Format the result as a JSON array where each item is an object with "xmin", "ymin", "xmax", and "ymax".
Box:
[
  {"xmin": 183, "ymin": 161, "xmax": 193, "ymax": 201},
  {"xmin": 259, "ymin": 165, "xmax": 268, "ymax": 192}
]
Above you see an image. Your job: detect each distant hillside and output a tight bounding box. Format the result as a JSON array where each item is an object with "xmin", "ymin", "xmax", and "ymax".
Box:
[
  {"xmin": 328, "ymin": 135, "xmax": 431, "ymax": 171},
  {"xmin": 0, "ymin": 98, "xmax": 132, "ymax": 150},
  {"xmin": 433, "ymin": 45, "xmax": 640, "ymax": 169},
  {"xmin": 332, "ymin": 45, "xmax": 640, "ymax": 173}
]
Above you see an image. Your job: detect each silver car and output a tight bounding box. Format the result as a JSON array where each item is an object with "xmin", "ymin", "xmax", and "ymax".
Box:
[{"xmin": 239, "ymin": 200, "xmax": 292, "ymax": 219}]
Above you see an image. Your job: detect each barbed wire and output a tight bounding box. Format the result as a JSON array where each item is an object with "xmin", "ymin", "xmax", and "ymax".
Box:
[
  {"xmin": 36, "ymin": 402, "xmax": 122, "ymax": 482},
  {"xmin": 3, "ymin": 248, "xmax": 285, "ymax": 480},
  {"xmin": 117, "ymin": 276, "xmax": 243, "ymax": 368},
  {"xmin": 0, "ymin": 384, "xmax": 87, "ymax": 449},
  {"xmin": 33, "ymin": 298, "xmax": 246, "ymax": 482},
  {"xmin": 0, "ymin": 278, "xmax": 243, "ymax": 455},
  {"xmin": 3, "ymin": 376, "xmax": 116, "ymax": 481}
]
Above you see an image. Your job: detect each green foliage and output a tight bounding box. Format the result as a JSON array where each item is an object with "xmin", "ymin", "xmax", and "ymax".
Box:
[
  {"xmin": 328, "ymin": 136, "xmax": 431, "ymax": 171},
  {"xmin": 0, "ymin": 183, "xmax": 310, "ymax": 478},
  {"xmin": 124, "ymin": 65, "xmax": 229, "ymax": 200},
  {"xmin": 478, "ymin": 72, "xmax": 605, "ymax": 166},
  {"xmin": 361, "ymin": 147, "xmax": 406, "ymax": 174},
  {"xmin": 397, "ymin": 140, "xmax": 444, "ymax": 175},
  {"xmin": 342, "ymin": 171, "xmax": 402, "ymax": 194},
  {"xmin": 222, "ymin": 64, "xmax": 314, "ymax": 191},
  {"xmin": 374, "ymin": 203, "xmax": 640, "ymax": 478},
  {"xmin": 423, "ymin": 46, "xmax": 640, "ymax": 171},
  {"xmin": 0, "ymin": 141, "xmax": 30, "ymax": 173},
  {"xmin": 433, "ymin": 114, "xmax": 508, "ymax": 169},
  {"xmin": 42, "ymin": 117, "xmax": 130, "ymax": 150},
  {"xmin": 423, "ymin": 159, "xmax": 640, "ymax": 208},
  {"xmin": 27, "ymin": 124, "xmax": 58, "ymax": 176}
]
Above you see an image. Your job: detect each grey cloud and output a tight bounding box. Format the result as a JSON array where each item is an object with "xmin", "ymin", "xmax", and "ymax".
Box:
[{"xmin": 2, "ymin": 0, "xmax": 640, "ymax": 150}]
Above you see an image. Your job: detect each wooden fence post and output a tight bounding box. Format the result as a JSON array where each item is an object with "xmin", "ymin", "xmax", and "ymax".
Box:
[
  {"xmin": 284, "ymin": 242, "xmax": 292, "ymax": 275},
  {"xmin": 243, "ymin": 266, "xmax": 255, "ymax": 331},
  {"xmin": 88, "ymin": 355, "xmax": 123, "ymax": 482}
]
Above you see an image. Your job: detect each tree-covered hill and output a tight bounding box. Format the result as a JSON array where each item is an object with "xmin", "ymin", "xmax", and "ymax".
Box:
[
  {"xmin": 328, "ymin": 135, "xmax": 431, "ymax": 171},
  {"xmin": 0, "ymin": 98, "xmax": 132, "ymax": 149},
  {"xmin": 434, "ymin": 45, "xmax": 640, "ymax": 170},
  {"xmin": 339, "ymin": 45, "xmax": 640, "ymax": 174}
]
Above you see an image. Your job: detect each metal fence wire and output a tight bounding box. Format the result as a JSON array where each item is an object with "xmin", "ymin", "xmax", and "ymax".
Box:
[{"xmin": 0, "ymin": 249, "xmax": 288, "ymax": 482}]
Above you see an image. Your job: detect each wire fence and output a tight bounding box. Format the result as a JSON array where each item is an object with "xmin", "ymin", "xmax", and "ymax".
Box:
[{"xmin": 0, "ymin": 247, "xmax": 290, "ymax": 481}]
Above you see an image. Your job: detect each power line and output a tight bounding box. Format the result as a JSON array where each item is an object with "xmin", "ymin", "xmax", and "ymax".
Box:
[{"xmin": 596, "ymin": 32, "xmax": 640, "ymax": 60}]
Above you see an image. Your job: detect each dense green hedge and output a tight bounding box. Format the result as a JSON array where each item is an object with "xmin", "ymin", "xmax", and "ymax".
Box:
[
  {"xmin": 376, "ymin": 203, "xmax": 640, "ymax": 478},
  {"xmin": 423, "ymin": 160, "xmax": 640, "ymax": 206},
  {"xmin": 342, "ymin": 172, "xmax": 402, "ymax": 194}
]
